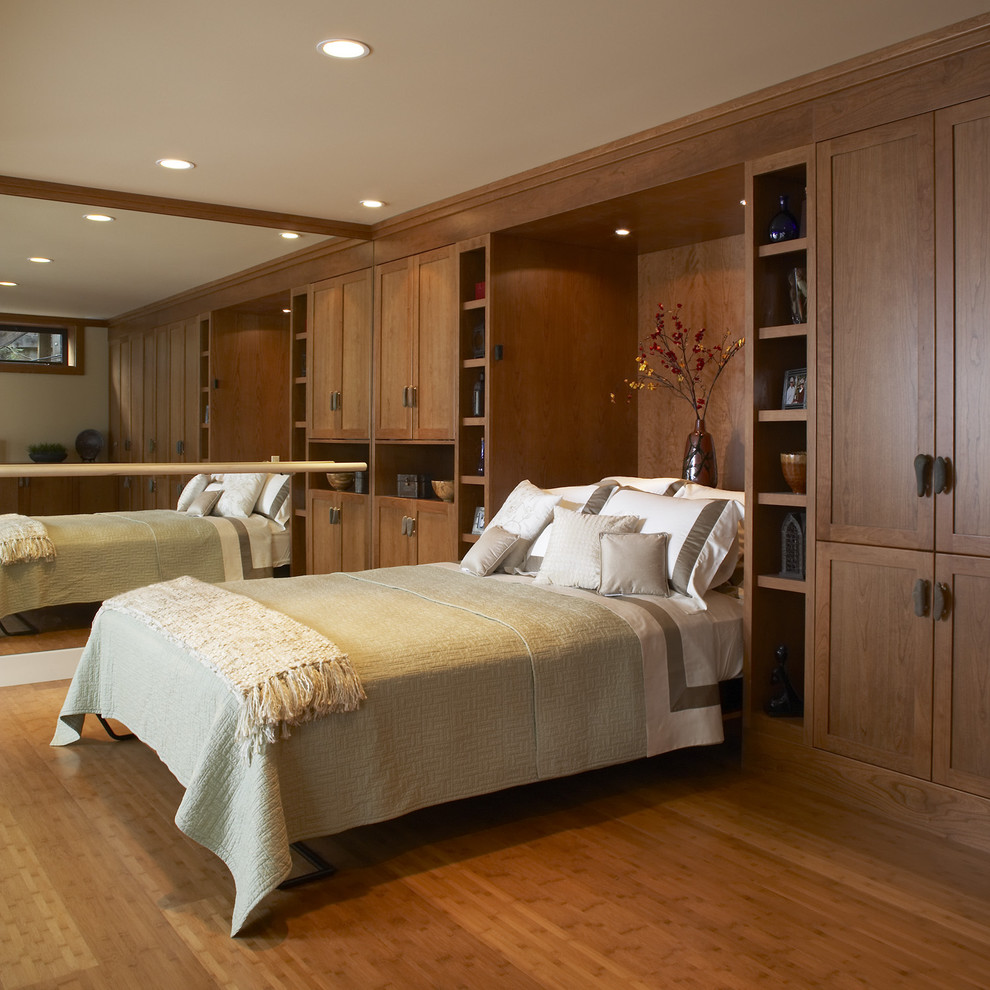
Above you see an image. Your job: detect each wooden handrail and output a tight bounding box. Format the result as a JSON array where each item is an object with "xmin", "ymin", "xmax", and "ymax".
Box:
[{"xmin": 0, "ymin": 460, "xmax": 367, "ymax": 479}]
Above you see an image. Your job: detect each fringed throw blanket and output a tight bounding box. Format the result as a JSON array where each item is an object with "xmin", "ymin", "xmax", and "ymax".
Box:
[
  {"xmin": 0, "ymin": 513, "xmax": 57, "ymax": 565},
  {"xmin": 101, "ymin": 576, "xmax": 365, "ymax": 757}
]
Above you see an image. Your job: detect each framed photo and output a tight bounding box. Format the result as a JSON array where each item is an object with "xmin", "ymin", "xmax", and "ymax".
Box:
[
  {"xmin": 471, "ymin": 506, "xmax": 486, "ymax": 535},
  {"xmin": 782, "ymin": 368, "xmax": 807, "ymax": 409}
]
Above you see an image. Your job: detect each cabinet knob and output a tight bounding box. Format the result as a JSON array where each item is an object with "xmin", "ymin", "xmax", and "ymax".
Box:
[
  {"xmin": 914, "ymin": 453, "xmax": 932, "ymax": 497},
  {"xmin": 913, "ymin": 578, "xmax": 930, "ymax": 617},
  {"xmin": 932, "ymin": 456, "xmax": 950, "ymax": 495},
  {"xmin": 933, "ymin": 581, "xmax": 950, "ymax": 620}
]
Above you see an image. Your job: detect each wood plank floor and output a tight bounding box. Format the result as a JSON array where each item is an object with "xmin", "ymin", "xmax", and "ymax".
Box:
[{"xmin": 2, "ymin": 680, "xmax": 990, "ymax": 989}]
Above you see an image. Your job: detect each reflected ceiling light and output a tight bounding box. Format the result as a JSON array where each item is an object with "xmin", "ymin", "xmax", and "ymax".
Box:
[
  {"xmin": 360, "ymin": 198, "xmax": 385, "ymax": 209},
  {"xmin": 614, "ymin": 228, "xmax": 631, "ymax": 236},
  {"xmin": 280, "ymin": 231, "xmax": 301, "ymax": 239},
  {"xmin": 740, "ymin": 199, "xmax": 747, "ymax": 206},
  {"xmin": 0, "ymin": 280, "xmax": 16, "ymax": 287},
  {"xmin": 84, "ymin": 213, "xmax": 115, "ymax": 222},
  {"xmin": 318, "ymin": 39, "xmax": 371, "ymax": 59},
  {"xmin": 156, "ymin": 158, "xmax": 196, "ymax": 170},
  {"xmin": 28, "ymin": 256, "xmax": 52, "ymax": 263},
  {"xmin": 282, "ymin": 308, "xmax": 291, "ymax": 314}
]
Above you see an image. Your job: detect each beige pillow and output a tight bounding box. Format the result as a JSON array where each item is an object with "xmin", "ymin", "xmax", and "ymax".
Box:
[
  {"xmin": 186, "ymin": 488, "xmax": 222, "ymax": 517},
  {"xmin": 598, "ymin": 532, "xmax": 670, "ymax": 597},
  {"xmin": 460, "ymin": 526, "xmax": 523, "ymax": 576},
  {"xmin": 177, "ymin": 473, "xmax": 210, "ymax": 511},
  {"xmin": 486, "ymin": 480, "xmax": 562, "ymax": 572},
  {"xmin": 534, "ymin": 506, "xmax": 641, "ymax": 590}
]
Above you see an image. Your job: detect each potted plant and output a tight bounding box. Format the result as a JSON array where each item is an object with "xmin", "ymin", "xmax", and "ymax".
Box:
[{"xmin": 27, "ymin": 442, "xmax": 68, "ymax": 463}]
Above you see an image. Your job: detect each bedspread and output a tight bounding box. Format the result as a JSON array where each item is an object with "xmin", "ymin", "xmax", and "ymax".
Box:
[
  {"xmin": 52, "ymin": 564, "xmax": 741, "ymax": 935},
  {"xmin": 0, "ymin": 509, "xmax": 274, "ymax": 617}
]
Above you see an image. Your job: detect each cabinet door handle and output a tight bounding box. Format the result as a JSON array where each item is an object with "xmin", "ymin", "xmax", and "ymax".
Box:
[
  {"xmin": 176, "ymin": 440, "xmax": 184, "ymax": 455},
  {"xmin": 401, "ymin": 386, "xmax": 409, "ymax": 408},
  {"xmin": 148, "ymin": 438, "xmax": 156, "ymax": 453},
  {"xmin": 913, "ymin": 578, "xmax": 930, "ymax": 617},
  {"xmin": 335, "ymin": 390, "xmax": 342, "ymax": 410},
  {"xmin": 933, "ymin": 581, "xmax": 950, "ymax": 620},
  {"xmin": 914, "ymin": 453, "xmax": 932, "ymax": 497},
  {"xmin": 409, "ymin": 385, "xmax": 417, "ymax": 408},
  {"xmin": 932, "ymin": 456, "xmax": 950, "ymax": 495},
  {"xmin": 408, "ymin": 516, "xmax": 416, "ymax": 537}
]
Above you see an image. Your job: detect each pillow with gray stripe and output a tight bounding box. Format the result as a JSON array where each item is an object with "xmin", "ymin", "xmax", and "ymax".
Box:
[{"xmin": 599, "ymin": 487, "xmax": 742, "ymax": 607}]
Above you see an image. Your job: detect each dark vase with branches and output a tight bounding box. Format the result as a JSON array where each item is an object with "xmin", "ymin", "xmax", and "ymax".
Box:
[{"xmin": 617, "ymin": 303, "xmax": 745, "ymax": 486}]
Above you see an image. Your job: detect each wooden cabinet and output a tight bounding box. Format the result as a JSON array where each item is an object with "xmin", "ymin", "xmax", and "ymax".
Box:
[
  {"xmin": 743, "ymin": 148, "xmax": 816, "ymax": 728},
  {"xmin": 307, "ymin": 489, "xmax": 370, "ymax": 575},
  {"xmin": 375, "ymin": 497, "xmax": 455, "ymax": 568},
  {"xmin": 309, "ymin": 268, "xmax": 372, "ymax": 440},
  {"xmin": 374, "ymin": 247, "xmax": 457, "ymax": 440},
  {"xmin": 814, "ymin": 101, "xmax": 990, "ymax": 798}
]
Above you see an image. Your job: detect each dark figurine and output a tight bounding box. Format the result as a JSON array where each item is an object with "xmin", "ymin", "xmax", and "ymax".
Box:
[{"xmin": 766, "ymin": 644, "xmax": 803, "ymax": 717}]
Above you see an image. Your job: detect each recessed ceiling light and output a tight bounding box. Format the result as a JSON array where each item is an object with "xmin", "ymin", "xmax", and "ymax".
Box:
[
  {"xmin": 280, "ymin": 231, "xmax": 301, "ymax": 240},
  {"xmin": 360, "ymin": 199, "xmax": 385, "ymax": 209},
  {"xmin": 614, "ymin": 228, "xmax": 631, "ymax": 237},
  {"xmin": 28, "ymin": 256, "xmax": 52, "ymax": 263},
  {"xmin": 84, "ymin": 213, "xmax": 115, "ymax": 222},
  {"xmin": 318, "ymin": 39, "xmax": 371, "ymax": 59},
  {"xmin": 0, "ymin": 280, "xmax": 17, "ymax": 287},
  {"xmin": 156, "ymin": 158, "xmax": 196, "ymax": 170}
]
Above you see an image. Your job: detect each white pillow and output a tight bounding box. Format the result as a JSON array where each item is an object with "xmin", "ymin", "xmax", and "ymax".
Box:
[
  {"xmin": 177, "ymin": 474, "xmax": 209, "ymax": 512},
  {"xmin": 599, "ymin": 476, "xmax": 684, "ymax": 495},
  {"xmin": 255, "ymin": 473, "xmax": 292, "ymax": 525},
  {"xmin": 534, "ymin": 506, "xmax": 640, "ymax": 590},
  {"xmin": 600, "ymin": 488, "xmax": 743, "ymax": 606},
  {"xmin": 674, "ymin": 482, "xmax": 745, "ymax": 586},
  {"xmin": 548, "ymin": 484, "xmax": 599, "ymax": 511},
  {"xmin": 486, "ymin": 480, "xmax": 562, "ymax": 572},
  {"xmin": 460, "ymin": 526, "xmax": 524, "ymax": 576},
  {"xmin": 210, "ymin": 473, "xmax": 267, "ymax": 518}
]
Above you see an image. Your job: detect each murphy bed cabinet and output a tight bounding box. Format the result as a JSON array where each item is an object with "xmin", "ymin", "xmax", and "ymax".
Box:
[{"xmin": 814, "ymin": 100, "xmax": 990, "ymax": 798}]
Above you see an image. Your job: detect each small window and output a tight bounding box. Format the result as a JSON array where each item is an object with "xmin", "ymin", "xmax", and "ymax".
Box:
[{"xmin": 0, "ymin": 322, "xmax": 83, "ymax": 374}]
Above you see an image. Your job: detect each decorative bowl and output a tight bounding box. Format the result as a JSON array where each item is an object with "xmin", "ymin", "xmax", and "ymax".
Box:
[
  {"xmin": 327, "ymin": 472, "xmax": 355, "ymax": 492},
  {"xmin": 432, "ymin": 480, "xmax": 455, "ymax": 502},
  {"xmin": 780, "ymin": 452, "xmax": 807, "ymax": 494}
]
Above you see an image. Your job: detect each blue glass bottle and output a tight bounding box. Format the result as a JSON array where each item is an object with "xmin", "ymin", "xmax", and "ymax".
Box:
[{"xmin": 768, "ymin": 195, "xmax": 799, "ymax": 242}]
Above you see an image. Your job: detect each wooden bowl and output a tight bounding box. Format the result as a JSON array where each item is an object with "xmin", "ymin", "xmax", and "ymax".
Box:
[
  {"xmin": 780, "ymin": 452, "xmax": 807, "ymax": 494},
  {"xmin": 432, "ymin": 480, "xmax": 455, "ymax": 501},
  {"xmin": 327, "ymin": 472, "xmax": 355, "ymax": 492}
]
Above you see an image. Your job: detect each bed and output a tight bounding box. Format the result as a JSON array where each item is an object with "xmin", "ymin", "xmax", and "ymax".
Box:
[
  {"xmin": 51, "ymin": 477, "xmax": 745, "ymax": 935},
  {"xmin": 1, "ymin": 472, "xmax": 291, "ymax": 622}
]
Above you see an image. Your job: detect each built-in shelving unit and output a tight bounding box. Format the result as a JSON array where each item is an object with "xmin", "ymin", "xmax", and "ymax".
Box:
[
  {"xmin": 744, "ymin": 148, "xmax": 816, "ymax": 742},
  {"xmin": 198, "ymin": 315, "xmax": 212, "ymax": 462},
  {"xmin": 288, "ymin": 286, "xmax": 309, "ymax": 573},
  {"xmin": 456, "ymin": 237, "xmax": 490, "ymax": 553}
]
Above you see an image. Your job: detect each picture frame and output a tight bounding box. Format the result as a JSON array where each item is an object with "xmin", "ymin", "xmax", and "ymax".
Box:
[
  {"xmin": 471, "ymin": 506, "xmax": 486, "ymax": 535},
  {"xmin": 782, "ymin": 367, "xmax": 807, "ymax": 409}
]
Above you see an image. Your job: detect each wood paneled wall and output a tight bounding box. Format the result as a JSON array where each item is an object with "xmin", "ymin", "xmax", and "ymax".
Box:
[{"xmin": 636, "ymin": 235, "xmax": 746, "ymax": 489}]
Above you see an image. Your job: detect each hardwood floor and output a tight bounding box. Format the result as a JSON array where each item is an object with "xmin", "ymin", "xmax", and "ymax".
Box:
[{"xmin": 2, "ymin": 681, "xmax": 990, "ymax": 990}]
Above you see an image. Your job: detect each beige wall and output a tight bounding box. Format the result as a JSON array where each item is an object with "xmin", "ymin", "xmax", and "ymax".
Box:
[
  {"xmin": 0, "ymin": 326, "xmax": 109, "ymax": 464},
  {"xmin": 636, "ymin": 236, "xmax": 746, "ymax": 490}
]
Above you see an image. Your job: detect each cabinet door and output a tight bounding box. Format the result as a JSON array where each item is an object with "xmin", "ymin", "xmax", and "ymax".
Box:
[
  {"xmin": 935, "ymin": 99, "xmax": 990, "ymax": 556},
  {"xmin": 311, "ymin": 269, "xmax": 372, "ymax": 440},
  {"xmin": 413, "ymin": 246, "xmax": 457, "ymax": 440},
  {"xmin": 814, "ymin": 541, "xmax": 933, "ymax": 778},
  {"xmin": 375, "ymin": 259, "xmax": 415, "ymax": 438},
  {"xmin": 168, "ymin": 318, "xmax": 200, "ymax": 464},
  {"xmin": 932, "ymin": 553, "xmax": 990, "ymax": 798},
  {"xmin": 19, "ymin": 477, "xmax": 76, "ymax": 516},
  {"xmin": 376, "ymin": 499, "xmax": 418, "ymax": 568},
  {"xmin": 309, "ymin": 491, "xmax": 371, "ymax": 575},
  {"xmin": 817, "ymin": 116, "xmax": 935, "ymax": 550},
  {"xmin": 413, "ymin": 499, "xmax": 456, "ymax": 564}
]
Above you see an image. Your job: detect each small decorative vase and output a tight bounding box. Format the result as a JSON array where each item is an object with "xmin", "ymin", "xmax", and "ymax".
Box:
[
  {"xmin": 768, "ymin": 194, "xmax": 799, "ymax": 242},
  {"xmin": 682, "ymin": 416, "xmax": 717, "ymax": 486}
]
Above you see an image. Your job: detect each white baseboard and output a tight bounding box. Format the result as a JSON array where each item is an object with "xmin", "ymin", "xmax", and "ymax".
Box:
[{"xmin": 0, "ymin": 648, "xmax": 82, "ymax": 687}]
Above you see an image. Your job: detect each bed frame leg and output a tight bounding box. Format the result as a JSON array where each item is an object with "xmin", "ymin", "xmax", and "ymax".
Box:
[
  {"xmin": 96, "ymin": 715, "xmax": 135, "ymax": 741},
  {"xmin": 0, "ymin": 613, "xmax": 38, "ymax": 636},
  {"xmin": 277, "ymin": 842, "xmax": 337, "ymax": 889}
]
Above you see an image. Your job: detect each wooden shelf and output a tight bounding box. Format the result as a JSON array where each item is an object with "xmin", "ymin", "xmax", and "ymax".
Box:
[
  {"xmin": 758, "ymin": 408, "xmax": 807, "ymax": 423},
  {"xmin": 461, "ymin": 533, "xmax": 480, "ymax": 544},
  {"xmin": 462, "ymin": 358, "xmax": 485, "ymax": 369},
  {"xmin": 459, "ymin": 475, "xmax": 484, "ymax": 485},
  {"xmin": 462, "ymin": 298, "xmax": 486, "ymax": 311},
  {"xmin": 759, "ymin": 323, "xmax": 808, "ymax": 340},
  {"xmin": 461, "ymin": 416, "xmax": 485, "ymax": 428},
  {"xmin": 757, "ymin": 574, "xmax": 808, "ymax": 593},
  {"xmin": 757, "ymin": 491, "xmax": 807, "ymax": 506},
  {"xmin": 757, "ymin": 237, "xmax": 808, "ymax": 258}
]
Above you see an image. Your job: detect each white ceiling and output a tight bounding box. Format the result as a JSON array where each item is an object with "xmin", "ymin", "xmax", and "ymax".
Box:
[{"xmin": 2, "ymin": 0, "xmax": 988, "ymax": 320}]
